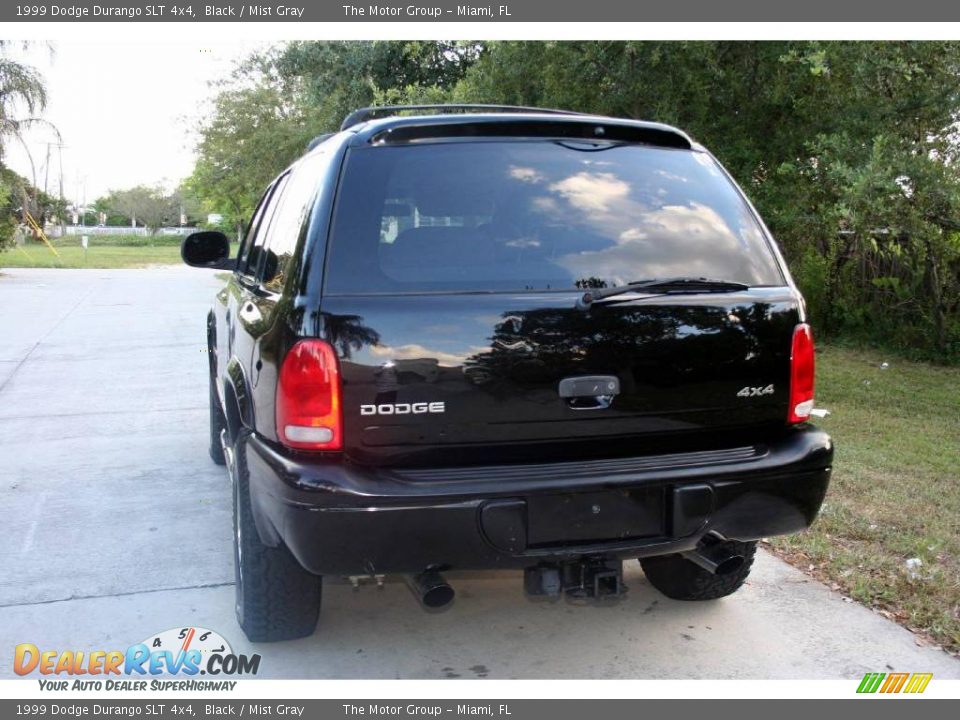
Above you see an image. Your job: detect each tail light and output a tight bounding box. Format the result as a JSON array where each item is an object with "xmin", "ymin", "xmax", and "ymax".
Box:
[
  {"xmin": 276, "ymin": 340, "xmax": 342, "ymax": 451},
  {"xmin": 788, "ymin": 323, "xmax": 816, "ymax": 424}
]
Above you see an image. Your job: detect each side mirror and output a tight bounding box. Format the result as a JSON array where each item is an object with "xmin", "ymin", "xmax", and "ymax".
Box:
[{"xmin": 181, "ymin": 231, "xmax": 235, "ymax": 270}]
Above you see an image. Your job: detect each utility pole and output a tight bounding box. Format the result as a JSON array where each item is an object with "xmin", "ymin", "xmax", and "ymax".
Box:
[
  {"xmin": 57, "ymin": 142, "xmax": 66, "ymax": 238},
  {"xmin": 43, "ymin": 143, "xmax": 52, "ymax": 197},
  {"xmin": 78, "ymin": 173, "xmax": 85, "ymax": 228}
]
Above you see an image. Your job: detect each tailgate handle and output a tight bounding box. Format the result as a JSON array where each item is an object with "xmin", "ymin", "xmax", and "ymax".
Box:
[{"xmin": 559, "ymin": 375, "xmax": 620, "ymax": 410}]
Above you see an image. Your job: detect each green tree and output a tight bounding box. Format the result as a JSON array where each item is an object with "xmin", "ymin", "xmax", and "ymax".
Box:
[
  {"xmin": 188, "ymin": 81, "xmax": 316, "ymax": 239},
  {"xmin": 0, "ymin": 42, "xmax": 50, "ymax": 250},
  {"xmin": 0, "ymin": 166, "xmax": 66, "ymax": 247},
  {"xmin": 104, "ymin": 186, "xmax": 180, "ymax": 233},
  {"xmin": 0, "ymin": 42, "xmax": 47, "ymax": 164},
  {"xmin": 277, "ymin": 40, "xmax": 479, "ymax": 127}
]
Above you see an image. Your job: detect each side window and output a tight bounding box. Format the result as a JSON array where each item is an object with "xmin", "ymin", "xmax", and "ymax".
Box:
[
  {"xmin": 259, "ymin": 157, "xmax": 323, "ymax": 293},
  {"xmin": 242, "ymin": 173, "xmax": 289, "ymax": 280},
  {"xmin": 237, "ymin": 183, "xmax": 275, "ymax": 274}
]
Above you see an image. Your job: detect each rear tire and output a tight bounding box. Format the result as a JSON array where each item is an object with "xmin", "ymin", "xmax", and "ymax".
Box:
[
  {"xmin": 208, "ymin": 373, "xmax": 227, "ymax": 466},
  {"xmin": 640, "ymin": 540, "xmax": 757, "ymax": 600},
  {"xmin": 232, "ymin": 432, "xmax": 322, "ymax": 642}
]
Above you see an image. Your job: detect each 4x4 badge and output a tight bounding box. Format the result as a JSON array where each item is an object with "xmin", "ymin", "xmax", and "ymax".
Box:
[{"xmin": 736, "ymin": 384, "xmax": 775, "ymax": 397}]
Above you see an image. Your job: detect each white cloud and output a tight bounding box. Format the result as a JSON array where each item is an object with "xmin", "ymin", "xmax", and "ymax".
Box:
[{"xmin": 548, "ymin": 171, "xmax": 630, "ymax": 213}]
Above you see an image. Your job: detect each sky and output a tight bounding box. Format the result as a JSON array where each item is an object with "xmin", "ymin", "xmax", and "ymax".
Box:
[{"xmin": 4, "ymin": 40, "xmax": 263, "ymax": 205}]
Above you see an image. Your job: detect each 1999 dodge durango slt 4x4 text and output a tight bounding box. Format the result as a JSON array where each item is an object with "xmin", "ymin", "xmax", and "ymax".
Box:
[{"xmin": 182, "ymin": 105, "xmax": 833, "ymax": 642}]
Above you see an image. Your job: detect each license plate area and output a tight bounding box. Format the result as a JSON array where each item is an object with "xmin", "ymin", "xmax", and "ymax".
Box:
[{"xmin": 526, "ymin": 488, "xmax": 664, "ymax": 547}]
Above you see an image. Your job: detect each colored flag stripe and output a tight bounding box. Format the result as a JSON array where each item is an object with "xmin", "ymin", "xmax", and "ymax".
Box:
[
  {"xmin": 881, "ymin": 672, "xmax": 910, "ymax": 693},
  {"xmin": 859, "ymin": 672, "xmax": 932, "ymax": 694},
  {"xmin": 857, "ymin": 673, "xmax": 886, "ymax": 693},
  {"xmin": 904, "ymin": 673, "xmax": 933, "ymax": 693}
]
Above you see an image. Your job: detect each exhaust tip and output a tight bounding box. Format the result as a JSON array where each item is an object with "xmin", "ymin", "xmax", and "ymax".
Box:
[
  {"xmin": 681, "ymin": 544, "xmax": 746, "ymax": 576},
  {"xmin": 422, "ymin": 583, "xmax": 455, "ymax": 608},
  {"xmin": 405, "ymin": 570, "xmax": 455, "ymax": 610}
]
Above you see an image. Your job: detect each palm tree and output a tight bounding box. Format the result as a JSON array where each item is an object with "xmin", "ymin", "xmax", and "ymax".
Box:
[
  {"xmin": 0, "ymin": 43, "xmax": 52, "ymax": 248},
  {"xmin": 0, "ymin": 41, "xmax": 48, "ymax": 165}
]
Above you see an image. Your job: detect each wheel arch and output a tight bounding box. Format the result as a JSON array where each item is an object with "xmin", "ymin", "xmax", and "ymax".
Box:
[
  {"xmin": 223, "ymin": 357, "xmax": 255, "ymax": 442},
  {"xmin": 223, "ymin": 362, "xmax": 282, "ymax": 548}
]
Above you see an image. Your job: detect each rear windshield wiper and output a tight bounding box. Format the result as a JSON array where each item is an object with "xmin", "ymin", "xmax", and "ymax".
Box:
[{"xmin": 576, "ymin": 277, "xmax": 750, "ymax": 309}]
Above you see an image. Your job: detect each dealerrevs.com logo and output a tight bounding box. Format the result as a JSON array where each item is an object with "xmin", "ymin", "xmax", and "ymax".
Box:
[
  {"xmin": 14, "ymin": 627, "xmax": 260, "ymax": 691},
  {"xmin": 856, "ymin": 672, "xmax": 933, "ymax": 694}
]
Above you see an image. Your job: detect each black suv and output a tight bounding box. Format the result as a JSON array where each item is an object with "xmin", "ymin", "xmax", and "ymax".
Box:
[{"xmin": 182, "ymin": 105, "xmax": 832, "ymax": 642}]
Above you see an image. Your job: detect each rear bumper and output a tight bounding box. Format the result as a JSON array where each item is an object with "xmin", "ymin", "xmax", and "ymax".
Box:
[{"xmin": 243, "ymin": 425, "xmax": 832, "ymax": 575}]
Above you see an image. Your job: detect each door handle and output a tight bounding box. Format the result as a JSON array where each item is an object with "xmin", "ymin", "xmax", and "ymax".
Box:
[{"xmin": 559, "ymin": 375, "xmax": 620, "ymax": 410}]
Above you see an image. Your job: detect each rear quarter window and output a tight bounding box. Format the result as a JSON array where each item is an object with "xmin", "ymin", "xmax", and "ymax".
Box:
[{"xmin": 324, "ymin": 140, "xmax": 784, "ymax": 293}]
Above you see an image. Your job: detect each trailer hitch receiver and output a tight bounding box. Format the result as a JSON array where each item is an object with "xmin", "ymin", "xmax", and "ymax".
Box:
[{"xmin": 525, "ymin": 558, "xmax": 626, "ymax": 599}]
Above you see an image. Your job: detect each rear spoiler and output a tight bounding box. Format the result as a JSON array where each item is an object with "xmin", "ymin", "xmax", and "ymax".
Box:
[
  {"xmin": 340, "ymin": 104, "xmax": 693, "ymax": 150},
  {"xmin": 365, "ymin": 117, "xmax": 693, "ymax": 149},
  {"xmin": 341, "ymin": 103, "xmax": 587, "ymax": 130}
]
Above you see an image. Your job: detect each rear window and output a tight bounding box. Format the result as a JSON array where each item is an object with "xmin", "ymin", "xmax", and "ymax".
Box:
[{"xmin": 324, "ymin": 140, "xmax": 783, "ymax": 293}]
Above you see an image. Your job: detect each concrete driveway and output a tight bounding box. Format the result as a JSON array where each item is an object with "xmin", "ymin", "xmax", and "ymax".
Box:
[{"xmin": 0, "ymin": 267, "xmax": 957, "ymax": 680}]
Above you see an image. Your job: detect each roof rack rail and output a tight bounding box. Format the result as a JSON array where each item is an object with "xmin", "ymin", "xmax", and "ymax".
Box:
[{"xmin": 340, "ymin": 104, "xmax": 586, "ymax": 131}]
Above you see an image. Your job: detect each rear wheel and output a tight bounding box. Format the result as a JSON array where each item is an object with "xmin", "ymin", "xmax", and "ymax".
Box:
[
  {"xmin": 640, "ymin": 540, "xmax": 757, "ymax": 600},
  {"xmin": 232, "ymin": 432, "xmax": 322, "ymax": 642},
  {"xmin": 208, "ymin": 374, "xmax": 227, "ymax": 466}
]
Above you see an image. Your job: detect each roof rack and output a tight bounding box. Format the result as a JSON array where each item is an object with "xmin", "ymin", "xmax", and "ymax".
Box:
[{"xmin": 340, "ymin": 104, "xmax": 586, "ymax": 131}]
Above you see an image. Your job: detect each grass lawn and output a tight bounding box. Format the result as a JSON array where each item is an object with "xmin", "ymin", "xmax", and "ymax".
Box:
[
  {"xmin": 0, "ymin": 244, "xmax": 184, "ymax": 269},
  {"xmin": 0, "ymin": 236, "xmax": 238, "ymax": 269},
  {"xmin": 771, "ymin": 345, "xmax": 960, "ymax": 654}
]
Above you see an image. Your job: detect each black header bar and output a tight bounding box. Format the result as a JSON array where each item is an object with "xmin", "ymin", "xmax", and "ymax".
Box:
[{"xmin": 5, "ymin": 0, "xmax": 960, "ymax": 22}]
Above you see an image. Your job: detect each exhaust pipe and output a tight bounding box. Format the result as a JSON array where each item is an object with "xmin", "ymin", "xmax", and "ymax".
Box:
[
  {"xmin": 681, "ymin": 542, "xmax": 745, "ymax": 576},
  {"xmin": 404, "ymin": 570, "xmax": 455, "ymax": 610}
]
